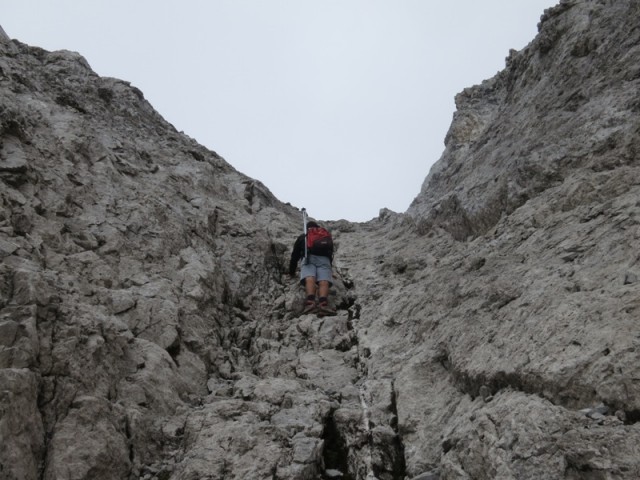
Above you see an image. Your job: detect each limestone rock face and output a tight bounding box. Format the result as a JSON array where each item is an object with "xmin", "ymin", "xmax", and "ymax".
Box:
[{"xmin": 2, "ymin": 0, "xmax": 640, "ymax": 479}]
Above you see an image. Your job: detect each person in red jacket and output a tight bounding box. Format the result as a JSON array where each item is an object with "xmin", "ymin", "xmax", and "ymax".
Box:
[{"xmin": 289, "ymin": 221, "xmax": 336, "ymax": 315}]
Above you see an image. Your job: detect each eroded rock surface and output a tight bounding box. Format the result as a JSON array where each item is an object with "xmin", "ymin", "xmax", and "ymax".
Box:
[{"xmin": 2, "ymin": 0, "xmax": 640, "ymax": 479}]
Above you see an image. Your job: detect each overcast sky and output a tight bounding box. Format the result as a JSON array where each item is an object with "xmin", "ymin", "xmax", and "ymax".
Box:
[{"xmin": 3, "ymin": 1, "xmax": 557, "ymax": 222}]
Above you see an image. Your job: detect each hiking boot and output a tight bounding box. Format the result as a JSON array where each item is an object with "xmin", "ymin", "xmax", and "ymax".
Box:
[
  {"xmin": 317, "ymin": 300, "xmax": 336, "ymax": 316},
  {"xmin": 303, "ymin": 298, "xmax": 317, "ymax": 314}
]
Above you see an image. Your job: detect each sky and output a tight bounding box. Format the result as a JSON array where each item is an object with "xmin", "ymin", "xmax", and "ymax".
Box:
[{"xmin": 3, "ymin": 1, "xmax": 558, "ymax": 222}]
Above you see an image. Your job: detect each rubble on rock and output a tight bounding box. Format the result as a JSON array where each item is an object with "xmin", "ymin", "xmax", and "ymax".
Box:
[{"xmin": 2, "ymin": 1, "xmax": 640, "ymax": 478}]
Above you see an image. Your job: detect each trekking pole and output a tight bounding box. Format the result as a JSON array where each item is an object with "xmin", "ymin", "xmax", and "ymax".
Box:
[{"xmin": 302, "ymin": 208, "xmax": 308, "ymax": 262}]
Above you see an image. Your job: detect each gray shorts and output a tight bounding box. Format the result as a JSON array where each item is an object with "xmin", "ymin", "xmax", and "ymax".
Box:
[{"xmin": 300, "ymin": 254, "xmax": 333, "ymax": 285}]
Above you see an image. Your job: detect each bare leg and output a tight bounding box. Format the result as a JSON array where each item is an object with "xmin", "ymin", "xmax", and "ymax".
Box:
[
  {"xmin": 304, "ymin": 277, "xmax": 317, "ymax": 298},
  {"xmin": 302, "ymin": 277, "xmax": 318, "ymax": 313},
  {"xmin": 318, "ymin": 280, "xmax": 330, "ymax": 299},
  {"xmin": 317, "ymin": 280, "xmax": 335, "ymax": 315}
]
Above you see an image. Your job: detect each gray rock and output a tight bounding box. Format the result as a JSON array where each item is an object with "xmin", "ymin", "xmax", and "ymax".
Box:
[
  {"xmin": 325, "ymin": 469, "xmax": 344, "ymax": 478},
  {"xmin": 0, "ymin": 25, "xmax": 9, "ymax": 43},
  {"xmin": 410, "ymin": 472, "xmax": 440, "ymax": 480}
]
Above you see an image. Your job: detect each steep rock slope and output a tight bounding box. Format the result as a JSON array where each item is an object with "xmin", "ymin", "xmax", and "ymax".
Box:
[
  {"xmin": 0, "ymin": 34, "xmax": 340, "ymax": 480},
  {"xmin": 2, "ymin": 0, "xmax": 640, "ymax": 479},
  {"xmin": 338, "ymin": 0, "xmax": 640, "ymax": 478}
]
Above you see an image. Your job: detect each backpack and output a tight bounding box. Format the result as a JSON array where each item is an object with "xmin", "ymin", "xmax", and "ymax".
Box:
[{"xmin": 306, "ymin": 227, "xmax": 333, "ymax": 256}]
